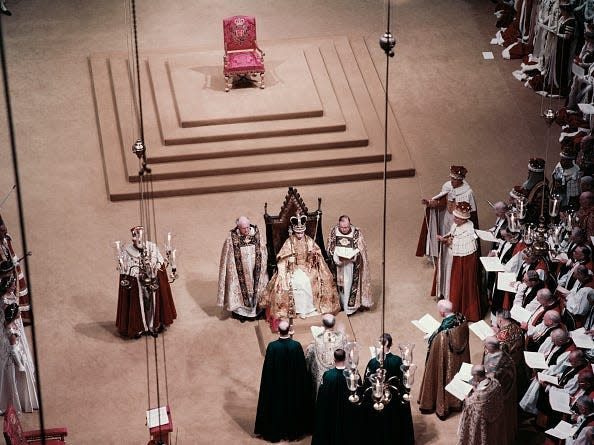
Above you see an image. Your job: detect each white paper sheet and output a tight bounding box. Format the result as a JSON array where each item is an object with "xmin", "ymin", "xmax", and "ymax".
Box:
[
  {"xmin": 545, "ymin": 420, "xmax": 578, "ymax": 439},
  {"xmin": 476, "ymin": 229, "xmax": 499, "ymax": 243},
  {"xmin": 146, "ymin": 406, "xmax": 169, "ymax": 428},
  {"xmin": 570, "ymin": 331, "xmax": 594, "ymax": 349},
  {"xmin": 411, "ymin": 314, "xmax": 441, "ymax": 334},
  {"xmin": 469, "ymin": 320, "xmax": 495, "ymax": 340},
  {"xmin": 454, "ymin": 362, "xmax": 473, "ymax": 382},
  {"xmin": 335, "ymin": 246, "xmax": 359, "ymax": 260},
  {"xmin": 480, "ymin": 256, "xmax": 506, "ymax": 272},
  {"xmin": 549, "ymin": 387, "xmax": 572, "ymax": 414},
  {"xmin": 524, "ymin": 351, "xmax": 548, "ymax": 369},
  {"xmin": 497, "ymin": 272, "xmax": 518, "ymax": 293},
  {"xmin": 511, "ymin": 305, "xmax": 532, "ymax": 324},
  {"xmin": 579, "ymin": 103, "xmax": 594, "ymax": 115},
  {"xmin": 538, "ymin": 372, "xmax": 559, "ymax": 386},
  {"xmin": 445, "ymin": 378, "xmax": 473, "ymax": 401}
]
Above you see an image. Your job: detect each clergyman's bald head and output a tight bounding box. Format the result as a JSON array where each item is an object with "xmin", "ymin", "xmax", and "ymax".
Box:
[
  {"xmin": 322, "ymin": 314, "xmax": 336, "ymax": 328},
  {"xmin": 278, "ymin": 320, "xmax": 290, "ymax": 336},
  {"xmin": 437, "ymin": 300, "xmax": 453, "ymax": 316}
]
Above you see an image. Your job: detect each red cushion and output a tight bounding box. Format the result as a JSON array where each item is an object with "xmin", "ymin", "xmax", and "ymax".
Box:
[{"xmin": 224, "ymin": 51, "xmax": 264, "ymax": 74}]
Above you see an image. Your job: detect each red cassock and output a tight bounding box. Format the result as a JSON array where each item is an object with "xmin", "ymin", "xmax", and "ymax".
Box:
[
  {"xmin": 116, "ymin": 266, "xmax": 177, "ymax": 337},
  {"xmin": 448, "ymin": 252, "xmax": 481, "ymax": 322}
]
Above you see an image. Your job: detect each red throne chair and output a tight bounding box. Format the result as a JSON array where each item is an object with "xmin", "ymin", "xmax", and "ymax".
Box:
[
  {"xmin": 222, "ymin": 15, "xmax": 265, "ymax": 92},
  {"xmin": 3, "ymin": 405, "xmax": 67, "ymax": 444}
]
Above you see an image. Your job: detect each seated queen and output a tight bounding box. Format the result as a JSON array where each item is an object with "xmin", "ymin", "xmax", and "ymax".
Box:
[{"xmin": 259, "ymin": 214, "xmax": 339, "ymax": 326}]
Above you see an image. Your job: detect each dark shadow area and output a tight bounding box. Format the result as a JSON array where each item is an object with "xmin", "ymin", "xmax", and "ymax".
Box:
[
  {"xmin": 73, "ymin": 320, "xmax": 122, "ymax": 341},
  {"xmin": 184, "ymin": 277, "xmax": 227, "ymax": 319}
]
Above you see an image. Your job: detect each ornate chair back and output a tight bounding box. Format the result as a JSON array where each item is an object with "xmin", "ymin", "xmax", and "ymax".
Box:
[
  {"xmin": 223, "ymin": 15, "xmax": 258, "ymax": 52},
  {"xmin": 263, "ymin": 187, "xmax": 328, "ymax": 277}
]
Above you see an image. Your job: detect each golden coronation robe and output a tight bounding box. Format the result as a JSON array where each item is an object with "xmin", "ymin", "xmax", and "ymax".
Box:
[{"xmin": 259, "ymin": 234, "xmax": 339, "ymax": 321}]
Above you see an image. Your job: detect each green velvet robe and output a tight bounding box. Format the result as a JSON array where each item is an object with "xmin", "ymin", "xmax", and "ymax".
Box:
[
  {"xmin": 364, "ymin": 353, "xmax": 415, "ymax": 445},
  {"xmin": 254, "ymin": 337, "xmax": 312, "ymax": 442},
  {"xmin": 312, "ymin": 367, "xmax": 362, "ymax": 445}
]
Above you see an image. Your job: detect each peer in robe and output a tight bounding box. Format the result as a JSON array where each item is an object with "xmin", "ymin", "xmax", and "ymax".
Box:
[
  {"xmin": 418, "ymin": 300, "xmax": 470, "ymax": 419},
  {"xmin": 363, "ymin": 333, "xmax": 414, "ymax": 445},
  {"xmin": 311, "ymin": 348, "xmax": 361, "ymax": 445},
  {"xmin": 254, "ymin": 320, "xmax": 312, "ymax": 442}
]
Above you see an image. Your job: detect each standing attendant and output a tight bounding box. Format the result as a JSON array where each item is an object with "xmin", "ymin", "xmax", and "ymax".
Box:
[
  {"xmin": 417, "ymin": 165, "xmax": 478, "ymax": 259},
  {"xmin": 217, "ymin": 216, "xmax": 268, "ymax": 322},
  {"xmin": 363, "ymin": 333, "xmax": 414, "ymax": 445},
  {"xmin": 326, "ymin": 215, "xmax": 372, "ymax": 315},
  {"xmin": 311, "ymin": 349, "xmax": 361, "ymax": 445},
  {"xmin": 419, "ymin": 300, "xmax": 470, "ymax": 419},
  {"xmin": 255, "ymin": 320, "xmax": 312, "ymax": 442},
  {"xmin": 433, "ymin": 201, "xmax": 481, "ymax": 321}
]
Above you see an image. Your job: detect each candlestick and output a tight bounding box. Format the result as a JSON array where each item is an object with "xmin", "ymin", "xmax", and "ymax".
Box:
[
  {"xmin": 171, "ymin": 249, "xmax": 177, "ymax": 269},
  {"xmin": 166, "ymin": 232, "xmax": 172, "ymax": 252}
]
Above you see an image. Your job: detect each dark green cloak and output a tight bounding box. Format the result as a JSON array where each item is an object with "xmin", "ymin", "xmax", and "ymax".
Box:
[
  {"xmin": 311, "ymin": 367, "xmax": 362, "ymax": 445},
  {"xmin": 254, "ymin": 337, "xmax": 312, "ymax": 442},
  {"xmin": 363, "ymin": 353, "xmax": 415, "ymax": 445}
]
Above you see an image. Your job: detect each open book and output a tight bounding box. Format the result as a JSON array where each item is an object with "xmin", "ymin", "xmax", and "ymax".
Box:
[
  {"xmin": 411, "ymin": 314, "xmax": 440, "ymax": 334},
  {"xmin": 545, "ymin": 420, "xmax": 578, "ymax": 440},
  {"xmin": 570, "ymin": 330, "xmax": 594, "ymax": 349},
  {"xmin": 469, "ymin": 320, "xmax": 495, "ymax": 340},
  {"xmin": 524, "ymin": 351, "xmax": 547, "ymax": 369},
  {"xmin": 480, "ymin": 256, "xmax": 506, "ymax": 272},
  {"xmin": 510, "ymin": 305, "xmax": 532, "ymax": 324},
  {"xmin": 497, "ymin": 272, "xmax": 518, "ymax": 293},
  {"xmin": 445, "ymin": 378, "xmax": 473, "ymax": 401},
  {"xmin": 548, "ymin": 387, "xmax": 572, "ymax": 414},
  {"xmin": 475, "ymin": 229, "xmax": 499, "ymax": 243},
  {"xmin": 454, "ymin": 362, "xmax": 473, "ymax": 382},
  {"xmin": 537, "ymin": 372, "xmax": 559, "ymax": 386}
]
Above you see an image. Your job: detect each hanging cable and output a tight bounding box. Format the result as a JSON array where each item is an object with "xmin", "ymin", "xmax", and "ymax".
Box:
[
  {"xmin": 161, "ymin": 331, "xmax": 170, "ymax": 405},
  {"xmin": 379, "ymin": 0, "xmax": 396, "ymax": 366},
  {"xmin": 128, "ymin": 2, "xmax": 171, "ymax": 442},
  {"xmin": 131, "ymin": 0, "xmax": 144, "ymax": 144},
  {"xmin": 0, "ymin": 13, "xmax": 47, "ymax": 445}
]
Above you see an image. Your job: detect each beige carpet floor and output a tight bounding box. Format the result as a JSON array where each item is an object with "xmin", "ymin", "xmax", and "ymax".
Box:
[{"xmin": 0, "ymin": 0, "xmax": 560, "ymax": 443}]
